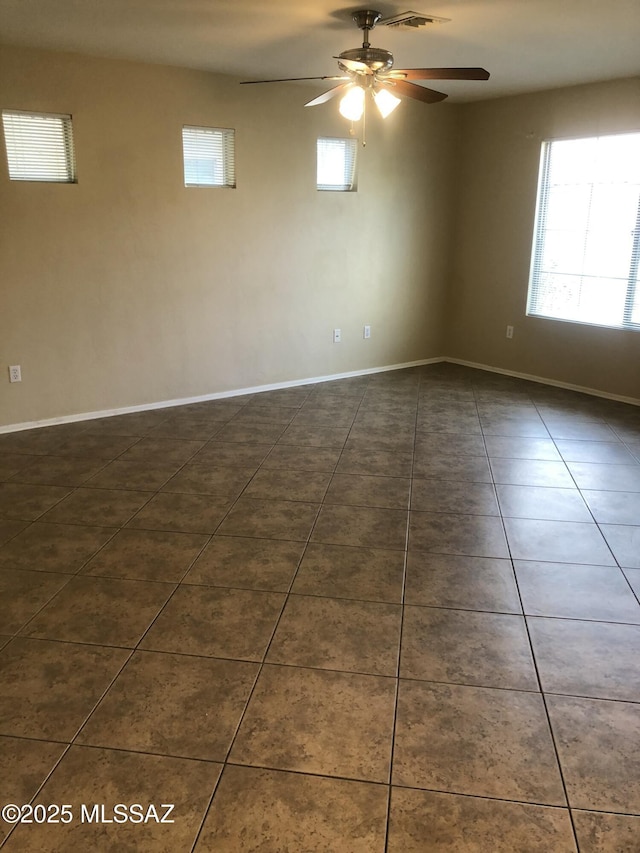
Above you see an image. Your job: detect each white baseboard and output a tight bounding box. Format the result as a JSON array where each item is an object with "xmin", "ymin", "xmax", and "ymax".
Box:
[
  {"xmin": 3, "ymin": 354, "xmax": 637, "ymax": 435},
  {"xmin": 0, "ymin": 357, "xmax": 442, "ymax": 435},
  {"xmin": 445, "ymin": 357, "xmax": 640, "ymax": 407}
]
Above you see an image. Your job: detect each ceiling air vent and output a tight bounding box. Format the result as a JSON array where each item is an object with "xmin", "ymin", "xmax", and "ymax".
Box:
[{"xmin": 379, "ymin": 11, "xmax": 451, "ymax": 29}]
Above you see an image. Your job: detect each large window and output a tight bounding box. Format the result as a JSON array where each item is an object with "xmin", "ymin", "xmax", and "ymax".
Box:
[
  {"xmin": 182, "ymin": 126, "xmax": 235, "ymax": 188},
  {"xmin": 2, "ymin": 110, "xmax": 76, "ymax": 182},
  {"xmin": 317, "ymin": 137, "xmax": 357, "ymax": 192},
  {"xmin": 527, "ymin": 132, "xmax": 640, "ymax": 330}
]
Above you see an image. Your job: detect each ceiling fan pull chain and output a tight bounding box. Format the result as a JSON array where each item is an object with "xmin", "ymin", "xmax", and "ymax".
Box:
[{"xmin": 362, "ymin": 97, "xmax": 367, "ymax": 147}]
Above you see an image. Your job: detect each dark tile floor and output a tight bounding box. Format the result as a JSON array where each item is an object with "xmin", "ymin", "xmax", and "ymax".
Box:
[{"xmin": 1, "ymin": 362, "xmax": 639, "ymax": 851}]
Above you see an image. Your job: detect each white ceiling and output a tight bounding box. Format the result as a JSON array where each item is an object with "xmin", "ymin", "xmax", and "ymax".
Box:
[{"xmin": 1, "ymin": 0, "xmax": 639, "ymax": 102}]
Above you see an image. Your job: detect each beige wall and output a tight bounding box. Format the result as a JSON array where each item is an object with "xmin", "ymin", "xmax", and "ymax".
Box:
[
  {"xmin": 447, "ymin": 77, "xmax": 640, "ymax": 400},
  {"xmin": 2, "ymin": 45, "xmax": 638, "ymax": 430},
  {"xmin": 0, "ymin": 44, "xmax": 457, "ymax": 428}
]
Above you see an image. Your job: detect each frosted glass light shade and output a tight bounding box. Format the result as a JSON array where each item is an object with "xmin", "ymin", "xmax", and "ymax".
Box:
[
  {"xmin": 339, "ymin": 86, "xmax": 365, "ymax": 121},
  {"xmin": 374, "ymin": 88, "xmax": 401, "ymax": 118}
]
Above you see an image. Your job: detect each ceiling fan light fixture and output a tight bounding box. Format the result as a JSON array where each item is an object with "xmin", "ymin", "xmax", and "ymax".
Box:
[
  {"xmin": 374, "ymin": 87, "xmax": 401, "ymax": 118},
  {"xmin": 339, "ymin": 85, "xmax": 365, "ymax": 121},
  {"xmin": 241, "ymin": 10, "xmax": 489, "ymax": 127}
]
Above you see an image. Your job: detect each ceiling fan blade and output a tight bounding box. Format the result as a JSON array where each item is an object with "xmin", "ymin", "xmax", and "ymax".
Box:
[
  {"xmin": 382, "ymin": 79, "xmax": 448, "ymax": 104},
  {"xmin": 333, "ymin": 57, "xmax": 373, "ymax": 74},
  {"xmin": 241, "ymin": 75, "xmax": 346, "ymax": 84},
  {"xmin": 305, "ymin": 83, "xmax": 351, "ymax": 107},
  {"xmin": 387, "ymin": 67, "xmax": 490, "ymax": 81}
]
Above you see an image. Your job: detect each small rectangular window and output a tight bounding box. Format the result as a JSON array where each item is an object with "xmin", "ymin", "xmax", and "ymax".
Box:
[
  {"xmin": 528, "ymin": 131, "xmax": 640, "ymax": 331},
  {"xmin": 182, "ymin": 126, "xmax": 235, "ymax": 188},
  {"xmin": 2, "ymin": 110, "xmax": 76, "ymax": 182},
  {"xmin": 317, "ymin": 137, "xmax": 357, "ymax": 192}
]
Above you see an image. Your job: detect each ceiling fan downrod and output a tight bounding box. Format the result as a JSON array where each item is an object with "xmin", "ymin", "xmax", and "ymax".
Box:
[{"xmin": 352, "ymin": 9, "xmax": 382, "ymax": 48}]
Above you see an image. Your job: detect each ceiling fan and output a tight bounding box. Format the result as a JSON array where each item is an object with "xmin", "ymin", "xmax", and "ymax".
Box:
[{"xmin": 241, "ymin": 9, "xmax": 490, "ymax": 121}]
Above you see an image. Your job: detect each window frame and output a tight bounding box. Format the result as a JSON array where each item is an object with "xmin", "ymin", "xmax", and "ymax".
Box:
[
  {"xmin": 526, "ymin": 130, "xmax": 640, "ymax": 332},
  {"xmin": 182, "ymin": 125, "xmax": 236, "ymax": 189},
  {"xmin": 316, "ymin": 136, "xmax": 358, "ymax": 192},
  {"xmin": 2, "ymin": 109, "xmax": 77, "ymax": 183}
]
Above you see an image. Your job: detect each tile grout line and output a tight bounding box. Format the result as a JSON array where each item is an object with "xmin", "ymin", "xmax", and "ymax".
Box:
[
  {"xmin": 532, "ymin": 397, "xmax": 632, "ymax": 578},
  {"xmin": 189, "ymin": 377, "xmax": 378, "ymax": 849},
  {"xmin": 1, "ymin": 368, "xmax": 639, "ymax": 848},
  {"xmin": 496, "ymin": 388, "xmax": 582, "ymax": 853},
  {"xmin": 0, "ymin": 434, "xmax": 220, "ymax": 851},
  {"xmin": 383, "ymin": 377, "xmax": 420, "ymax": 853}
]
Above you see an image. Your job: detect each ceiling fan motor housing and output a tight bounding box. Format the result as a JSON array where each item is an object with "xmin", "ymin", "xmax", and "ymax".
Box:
[
  {"xmin": 352, "ymin": 10, "xmax": 383, "ymax": 30},
  {"xmin": 338, "ymin": 47, "xmax": 394, "ymax": 73}
]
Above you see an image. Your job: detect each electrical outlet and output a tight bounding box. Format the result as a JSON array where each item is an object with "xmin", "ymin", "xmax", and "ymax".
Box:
[
  {"xmin": 506, "ymin": 325, "xmax": 514, "ymax": 339},
  {"xmin": 333, "ymin": 328, "xmax": 341, "ymax": 343},
  {"xmin": 363, "ymin": 325, "xmax": 371, "ymax": 339},
  {"xmin": 9, "ymin": 365, "xmax": 21, "ymax": 383}
]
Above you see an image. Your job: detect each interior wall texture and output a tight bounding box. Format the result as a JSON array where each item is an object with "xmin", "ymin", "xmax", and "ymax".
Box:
[
  {"xmin": 447, "ymin": 76, "xmax": 640, "ymax": 401},
  {"xmin": 0, "ymin": 44, "xmax": 457, "ymax": 428},
  {"xmin": 2, "ymin": 44, "xmax": 639, "ymax": 430}
]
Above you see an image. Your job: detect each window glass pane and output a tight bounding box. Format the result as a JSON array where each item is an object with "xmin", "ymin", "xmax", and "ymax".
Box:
[
  {"xmin": 579, "ymin": 278, "xmax": 628, "ymax": 326},
  {"xmin": 528, "ymin": 131, "xmax": 640, "ymax": 331},
  {"xmin": 630, "ymin": 254, "xmax": 640, "ymax": 326},
  {"xmin": 582, "ymin": 227, "xmax": 634, "ymax": 280},
  {"xmin": 631, "ymin": 287, "xmax": 640, "ymax": 325},
  {"xmin": 539, "ymin": 231, "xmax": 588, "ymax": 276},
  {"xmin": 2, "ymin": 110, "xmax": 76, "ymax": 182},
  {"xmin": 544, "ymin": 185, "xmax": 591, "ymax": 232},
  {"xmin": 182, "ymin": 126, "xmax": 235, "ymax": 187},
  {"xmin": 532, "ymin": 272, "xmax": 581, "ymax": 320},
  {"xmin": 534, "ymin": 273, "xmax": 627, "ymax": 327},
  {"xmin": 317, "ymin": 137, "xmax": 357, "ymax": 191}
]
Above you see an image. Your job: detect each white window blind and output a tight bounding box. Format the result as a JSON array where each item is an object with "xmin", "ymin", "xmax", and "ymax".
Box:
[
  {"xmin": 317, "ymin": 137, "xmax": 357, "ymax": 192},
  {"xmin": 182, "ymin": 126, "xmax": 235, "ymax": 188},
  {"xmin": 528, "ymin": 131, "xmax": 640, "ymax": 330},
  {"xmin": 2, "ymin": 110, "xmax": 76, "ymax": 182}
]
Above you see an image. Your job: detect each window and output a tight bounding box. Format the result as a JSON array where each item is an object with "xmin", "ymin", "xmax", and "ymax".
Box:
[
  {"xmin": 317, "ymin": 137, "xmax": 357, "ymax": 191},
  {"xmin": 528, "ymin": 131, "xmax": 640, "ymax": 330},
  {"xmin": 2, "ymin": 110, "xmax": 76, "ymax": 182},
  {"xmin": 182, "ymin": 126, "xmax": 235, "ymax": 188}
]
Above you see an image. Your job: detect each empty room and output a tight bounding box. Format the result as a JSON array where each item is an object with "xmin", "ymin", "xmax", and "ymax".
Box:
[{"xmin": 1, "ymin": 1, "xmax": 639, "ymax": 850}]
